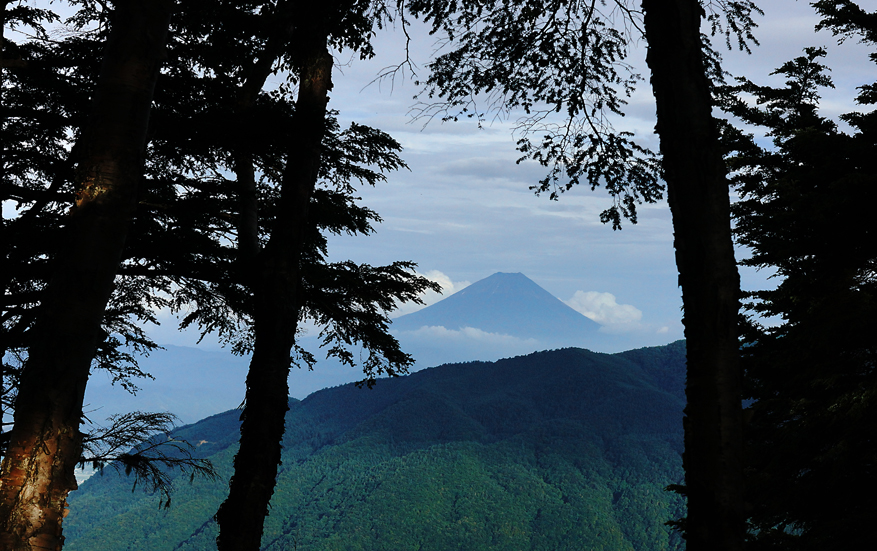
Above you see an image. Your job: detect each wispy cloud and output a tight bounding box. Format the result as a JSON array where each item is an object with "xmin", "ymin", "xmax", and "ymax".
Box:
[
  {"xmin": 393, "ymin": 324, "xmax": 545, "ymax": 366},
  {"xmin": 400, "ymin": 325, "xmax": 539, "ymax": 347}
]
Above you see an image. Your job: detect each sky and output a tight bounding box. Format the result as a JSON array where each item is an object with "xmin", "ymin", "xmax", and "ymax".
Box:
[
  {"xmin": 8, "ymin": 1, "xmax": 872, "ymax": 414},
  {"xmin": 139, "ymin": 0, "xmax": 875, "ymax": 353}
]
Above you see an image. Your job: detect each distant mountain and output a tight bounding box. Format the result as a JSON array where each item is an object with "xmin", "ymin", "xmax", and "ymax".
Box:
[
  {"xmin": 393, "ymin": 272, "xmax": 600, "ymax": 342},
  {"xmin": 82, "ymin": 344, "xmax": 379, "ymax": 426},
  {"xmin": 65, "ymin": 341, "xmax": 687, "ymax": 551},
  {"xmin": 83, "ymin": 345, "xmax": 249, "ymax": 425},
  {"xmin": 79, "ymin": 274, "xmax": 633, "ymax": 426},
  {"xmin": 388, "ymin": 272, "xmax": 614, "ymax": 364}
]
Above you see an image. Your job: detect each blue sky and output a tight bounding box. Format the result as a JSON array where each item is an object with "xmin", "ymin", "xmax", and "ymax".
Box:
[
  {"xmin": 6, "ymin": 2, "xmax": 872, "ymax": 353},
  {"xmin": 141, "ymin": 0, "xmax": 875, "ymax": 353},
  {"xmin": 8, "ymin": 0, "xmax": 862, "ymax": 421}
]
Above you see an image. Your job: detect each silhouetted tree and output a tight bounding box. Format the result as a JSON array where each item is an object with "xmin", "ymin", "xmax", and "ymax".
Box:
[
  {"xmin": 205, "ymin": 1, "xmax": 441, "ymax": 548},
  {"xmin": 718, "ymin": 12, "xmax": 877, "ymax": 546},
  {"xmin": 2, "ymin": 2, "xmax": 170, "ymax": 452},
  {"xmin": 406, "ymin": 0, "xmax": 760, "ymax": 548},
  {"xmin": 3, "ymin": 1, "xmax": 436, "ymax": 549},
  {"xmin": 641, "ymin": 2, "xmax": 746, "ymax": 548},
  {"xmin": 0, "ymin": 1, "xmax": 174, "ymax": 548}
]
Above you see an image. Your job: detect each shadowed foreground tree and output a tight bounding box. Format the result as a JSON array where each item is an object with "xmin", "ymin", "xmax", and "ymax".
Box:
[
  {"xmin": 640, "ymin": 2, "xmax": 745, "ymax": 548},
  {"xmin": 717, "ymin": 11, "xmax": 877, "ymax": 546},
  {"xmin": 213, "ymin": 43, "xmax": 354, "ymax": 550},
  {"xmin": 2, "ymin": 2, "xmax": 180, "ymax": 457},
  {"xmin": 209, "ymin": 1, "xmax": 444, "ymax": 548},
  {"xmin": 407, "ymin": 0, "xmax": 758, "ymax": 548},
  {"xmin": 70, "ymin": 0, "xmax": 438, "ymax": 548},
  {"xmin": 5, "ymin": 2, "xmax": 437, "ymax": 548},
  {"xmin": 0, "ymin": 1, "xmax": 174, "ymax": 549}
]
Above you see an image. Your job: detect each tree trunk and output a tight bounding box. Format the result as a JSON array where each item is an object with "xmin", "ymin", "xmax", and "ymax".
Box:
[
  {"xmin": 640, "ymin": 1, "xmax": 744, "ymax": 550},
  {"xmin": 0, "ymin": 2, "xmax": 172, "ymax": 549},
  {"xmin": 234, "ymin": 151, "xmax": 261, "ymax": 264},
  {"xmin": 231, "ymin": 2, "xmax": 301, "ymax": 270},
  {"xmin": 214, "ymin": 44, "xmax": 334, "ymax": 551},
  {"xmin": 231, "ymin": 23, "xmax": 293, "ymax": 265}
]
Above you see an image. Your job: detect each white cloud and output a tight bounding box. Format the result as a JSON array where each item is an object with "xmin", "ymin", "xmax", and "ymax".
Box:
[
  {"xmin": 565, "ymin": 291, "xmax": 643, "ymax": 326},
  {"xmin": 401, "ymin": 325, "xmax": 539, "ymax": 347},
  {"xmin": 392, "ymin": 324, "xmax": 547, "ymax": 366},
  {"xmin": 74, "ymin": 465, "xmax": 96, "ymax": 484},
  {"xmin": 391, "ymin": 270, "xmax": 470, "ymax": 318}
]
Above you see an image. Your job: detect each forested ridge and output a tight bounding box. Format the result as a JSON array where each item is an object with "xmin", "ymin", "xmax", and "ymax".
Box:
[{"xmin": 64, "ymin": 343, "xmax": 687, "ymax": 551}]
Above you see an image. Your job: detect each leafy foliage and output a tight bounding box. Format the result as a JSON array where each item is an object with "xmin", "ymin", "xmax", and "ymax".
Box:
[
  {"xmin": 407, "ymin": 0, "xmax": 660, "ymax": 228},
  {"xmin": 64, "ymin": 342, "xmax": 688, "ymax": 551},
  {"xmin": 716, "ymin": 11, "xmax": 877, "ymax": 548},
  {"xmin": 80, "ymin": 412, "xmax": 217, "ymax": 510},
  {"xmin": 405, "ymin": 0, "xmax": 760, "ymax": 228},
  {"xmin": 2, "ymin": 0, "xmax": 436, "ymax": 498},
  {"xmin": 2, "ymin": 0, "xmax": 432, "ymax": 400},
  {"xmin": 2, "ymin": 3, "xmax": 166, "ymax": 419}
]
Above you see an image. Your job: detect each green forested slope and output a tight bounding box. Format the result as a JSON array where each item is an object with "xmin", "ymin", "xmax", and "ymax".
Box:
[{"xmin": 65, "ymin": 342, "xmax": 687, "ymax": 551}]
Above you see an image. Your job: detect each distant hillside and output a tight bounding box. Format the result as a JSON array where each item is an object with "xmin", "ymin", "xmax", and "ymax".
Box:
[
  {"xmin": 83, "ymin": 345, "xmax": 250, "ymax": 425},
  {"xmin": 392, "ymin": 272, "xmax": 601, "ymax": 345},
  {"xmin": 65, "ymin": 341, "xmax": 687, "ymax": 551},
  {"xmin": 80, "ymin": 273, "xmax": 642, "ymax": 427}
]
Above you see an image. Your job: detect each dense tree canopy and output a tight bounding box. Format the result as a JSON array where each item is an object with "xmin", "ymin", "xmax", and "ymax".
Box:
[
  {"xmin": 2, "ymin": 0, "xmax": 437, "ymax": 548},
  {"xmin": 716, "ymin": 4, "xmax": 877, "ymax": 546},
  {"xmin": 63, "ymin": 344, "xmax": 688, "ymax": 551}
]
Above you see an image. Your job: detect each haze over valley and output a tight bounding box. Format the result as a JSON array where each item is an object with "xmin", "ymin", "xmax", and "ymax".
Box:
[{"xmin": 85, "ymin": 272, "xmax": 662, "ymax": 425}]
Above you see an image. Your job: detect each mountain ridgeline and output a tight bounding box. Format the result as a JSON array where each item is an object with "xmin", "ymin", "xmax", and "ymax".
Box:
[
  {"xmin": 391, "ymin": 272, "xmax": 602, "ymax": 346},
  {"xmin": 79, "ymin": 272, "xmax": 640, "ymax": 427},
  {"xmin": 65, "ymin": 342, "xmax": 687, "ymax": 551}
]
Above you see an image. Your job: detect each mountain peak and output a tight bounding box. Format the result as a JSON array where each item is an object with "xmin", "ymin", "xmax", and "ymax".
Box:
[{"xmin": 392, "ymin": 272, "xmax": 600, "ymax": 345}]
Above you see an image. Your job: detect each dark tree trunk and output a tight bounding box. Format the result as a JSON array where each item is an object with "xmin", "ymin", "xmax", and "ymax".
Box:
[
  {"xmin": 231, "ymin": 2, "xmax": 301, "ymax": 270},
  {"xmin": 234, "ymin": 151, "xmax": 261, "ymax": 264},
  {"xmin": 214, "ymin": 44, "xmax": 334, "ymax": 551},
  {"xmin": 231, "ymin": 24, "xmax": 292, "ymax": 265},
  {"xmin": 641, "ymin": 1, "xmax": 744, "ymax": 550},
  {"xmin": 0, "ymin": 1, "xmax": 172, "ymax": 550}
]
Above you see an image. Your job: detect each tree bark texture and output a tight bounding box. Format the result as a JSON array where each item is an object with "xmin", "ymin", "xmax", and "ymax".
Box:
[
  {"xmin": 214, "ymin": 44, "xmax": 334, "ymax": 551},
  {"xmin": 0, "ymin": 2, "xmax": 172, "ymax": 549},
  {"xmin": 641, "ymin": 1, "xmax": 744, "ymax": 550}
]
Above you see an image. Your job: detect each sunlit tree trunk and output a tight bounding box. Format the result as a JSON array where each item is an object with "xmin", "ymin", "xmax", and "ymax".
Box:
[
  {"xmin": 0, "ymin": 2, "xmax": 172, "ymax": 549},
  {"xmin": 214, "ymin": 44, "xmax": 334, "ymax": 551},
  {"xmin": 641, "ymin": 0, "xmax": 744, "ymax": 550}
]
